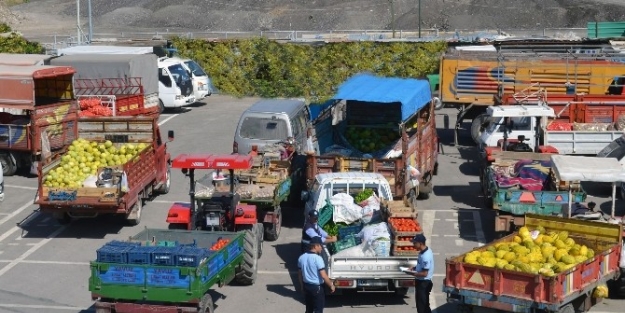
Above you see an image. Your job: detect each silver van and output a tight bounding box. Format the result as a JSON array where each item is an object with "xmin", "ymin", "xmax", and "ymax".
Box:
[{"xmin": 233, "ymin": 99, "xmax": 310, "ymax": 155}]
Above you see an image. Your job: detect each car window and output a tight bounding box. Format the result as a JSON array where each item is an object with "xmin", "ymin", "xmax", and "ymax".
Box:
[
  {"xmin": 159, "ymin": 70, "xmax": 172, "ymax": 87},
  {"xmin": 239, "ymin": 117, "xmax": 289, "ymax": 140},
  {"xmin": 291, "ymin": 115, "xmax": 302, "ymax": 138},
  {"xmin": 184, "ymin": 60, "xmax": 207, "ymax": 77},
  {"xmin": 167, "ymin": 64, "xmax": 191, "ymax": 83}
]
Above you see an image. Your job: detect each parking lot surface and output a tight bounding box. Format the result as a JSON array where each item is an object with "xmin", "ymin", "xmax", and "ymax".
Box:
[{"xmin": 0, "ymin": 96, "xmax": 622, "ymax": 313}]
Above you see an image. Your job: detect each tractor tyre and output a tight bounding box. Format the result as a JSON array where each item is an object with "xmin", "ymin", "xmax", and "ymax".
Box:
[{"xmin": 235, "ymin": 226, "xmax": 259, "ymax": 285}]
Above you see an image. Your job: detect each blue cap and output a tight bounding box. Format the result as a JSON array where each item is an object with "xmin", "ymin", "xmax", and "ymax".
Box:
[
  {"xmin": 310, "ymin": 236, "xmax": 323, "ymax": 245},
  {"xmin": 309, "ymin": 210, "xmax": 319, "ymax": 218},
  {"xmin": 412, "ymin": 234, "xmax": 426, "ymax": 243}
]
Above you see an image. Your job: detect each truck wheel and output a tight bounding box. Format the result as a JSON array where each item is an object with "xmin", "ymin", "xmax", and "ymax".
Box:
[
  {"xmin": 471, "ymin": 113, "xmax": 491, "ymax": 145},
  {"xmin": 0, "ymin": 154, "xmax": 16, "ymax": 177},
  {"xmin": 394, "ymin": 287, "xmax": 409, "ymax": 297},
  {"xmin": 235, "ymin": 227, "xmax": 259, "ymax": 285},
  {"xmin": 158, "ymin": 100, "xmax": 166, "ymax": 113},
  {"xmin": 126, "ymin": 198, "xmax": 143, "ymax": 226},
  {"xmin": 157, "ymin": 168, "xmax": 171, "ymax": 194},
  {"xmin": 264, "ymin": 206, "xmax": 282, "ymax": 242},
  {"xmin": 198, "ymin": 293, "xmax": 215, "ymax": 313},
  {"xmin": 557, "ymin": 303, "xmax": 574, "ymax": 313},
  {"xmin": 54, "ymin": 212, "xmax": 72, "ymax": 225}
]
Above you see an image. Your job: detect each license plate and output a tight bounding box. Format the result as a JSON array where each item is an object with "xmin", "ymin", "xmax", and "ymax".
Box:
[{"xmin": 357, "ymin": 279, "xmax": 388, "ymax": 287}]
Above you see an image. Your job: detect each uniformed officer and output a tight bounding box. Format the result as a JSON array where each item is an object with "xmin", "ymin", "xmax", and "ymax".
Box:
[
  {"xmin": 298, "ymin": 236, "xmax": 335, "ymax": 313},
  {"xmin": 301, "ymin": 210, "xmax": 337, "ymax": 253},
  {"xmin": 406, "ymin": 234, "xmax": 434, "ymax": 313}
]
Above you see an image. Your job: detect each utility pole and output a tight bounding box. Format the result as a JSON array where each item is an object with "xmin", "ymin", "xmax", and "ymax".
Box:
[
  {"xmin": 418, "ymin": 0, "xmax": 422, "ymax": 38},
  {"xmin": 389, "ymin": 0, "xmax": 396, "ymax": 38},
  {"xmin": 76, "ymin": 0, "xmax": 81, "ymax": 44},
  {"xmin": 88, "ymin": 0, "xmax": 93, "ymax": 43}
]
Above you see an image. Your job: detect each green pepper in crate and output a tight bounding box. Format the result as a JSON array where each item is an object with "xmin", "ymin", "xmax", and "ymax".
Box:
[
  {"xmin": 354, "ymin": 189, "xmax": 374, "ymax": 203},
  {"xmin": 322, "ymin": 222, "xmax": 339, "ymax": 236}
]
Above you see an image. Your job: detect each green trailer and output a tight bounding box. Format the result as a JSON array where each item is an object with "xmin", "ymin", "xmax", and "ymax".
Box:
[{"xmin": 90, "ymin": 228, "xmax": 260, "ymax": 313}]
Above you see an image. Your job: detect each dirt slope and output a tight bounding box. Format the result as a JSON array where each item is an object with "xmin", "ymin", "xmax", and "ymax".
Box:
[{"xmin": 3, "ymin": 0, "xmax": 625, "ymax": 36}]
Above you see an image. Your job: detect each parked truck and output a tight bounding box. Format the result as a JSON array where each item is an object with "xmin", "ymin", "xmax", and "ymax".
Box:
[
  {"xmin": 35, "ymin": 115, "xmax": 171, "ymax": 225},
  {"xmin": 90, "ymin": 228, "xmax": 259, "ymax": 313},
  {"xmin": 0, "ymin": 65, "xmax": 78, "ymax": 176},
  {"xmin": 479, "ymin": 103, "xmax": 625, "ymax": 156},
  {"xmin": 301, "ymin": 172, "xmax": 420, "ymax": 295},
  {"xmin": 438, "ymin": 50, "xmax": 625, "ymax": 144},
  {"xmin": 307, "ymin": 74, "xmax": 439, "ymax": 207},
  {"xmin": 444, "ymin": 214, "xmax": 624, "ymax": 313},
  {"xmin": 479, "ymin": 150, "xmax": 586, "ymax": 234}
]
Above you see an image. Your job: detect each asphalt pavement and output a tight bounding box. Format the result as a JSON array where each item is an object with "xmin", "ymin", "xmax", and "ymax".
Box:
[{"xmin": 0, "ymin": 96, "xmax": 622, "ymax": 313}]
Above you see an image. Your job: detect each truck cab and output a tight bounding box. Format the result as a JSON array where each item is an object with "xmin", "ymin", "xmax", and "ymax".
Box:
[
  {"xmin": 157, "ymin": 57, "xmax": 196, "ymax": 110},
  {"xmin": 171, "ymin": 57, "xmax": 212, "ymax": 100}
]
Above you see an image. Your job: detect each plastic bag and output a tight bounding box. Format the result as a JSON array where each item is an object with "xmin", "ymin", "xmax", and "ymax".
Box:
[
  {"xmin": 120, "ymin": 172, "xmax": 129, "ymax": 193},
  {"xmin": 334, "ymin": 243, "xmax": 376, "ymax": 258},
  {"xmin": 358, "ymin": 222, "xmax": 391, "ymax": 244},
  {"xmin": 331, "ymin": 193, "xmax": 364, "ymax": 224},
  {"xmin": 369, "ymin": 239, "xmax": 391, "ymax": 257},
  {"xmin": 40, "ymin": 129, "xmax": 51, "ymax": 160}
]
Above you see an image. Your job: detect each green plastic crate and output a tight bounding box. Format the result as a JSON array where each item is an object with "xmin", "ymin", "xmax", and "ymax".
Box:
[
  {"xmin": 317, "ymin": 202, "xmax": 333, "ymax": 228},
  {"xmin": 329, "ymin": 235, "xmax": 358, "ymax": 254}
]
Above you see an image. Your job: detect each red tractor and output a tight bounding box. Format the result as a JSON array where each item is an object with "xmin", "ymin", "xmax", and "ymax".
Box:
[{"xmin": 165, "ymin": 154, "xmax": 264, "ymax": 282}]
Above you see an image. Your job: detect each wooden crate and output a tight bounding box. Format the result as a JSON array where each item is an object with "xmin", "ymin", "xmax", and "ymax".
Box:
[
  {"xmin": 382, "ymin": 200, "xmax": 416, "ymax": 218},
  {"xmin": 392, "ymin": 245, "xmax": 420, "ymax": 256}
]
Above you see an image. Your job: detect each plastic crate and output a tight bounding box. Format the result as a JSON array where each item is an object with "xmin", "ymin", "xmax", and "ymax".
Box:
[
  {"xmin": 127, "ymin": 246, "xmax": 156, "ymax": 264},
  {"xmin": 48, "ymin": 190, "xmax": 77, "ymax": 201},
  {"xmin": 329, "ymin": 235, "xmax": 358, "ymax": 254},
  {"xmin": 176, "ymin": 247, "xmax": 211, "ymax": 267},
  {"xmin": 151, "ymin": 246, "xmax": 178, "ymax": 266},
  {"xmin": 226, "ymin": 241, "xmax": 242, "ymax": 262},
  {"xmin": 96, "ymin": 245, "xmax": 132, "ymax": 264},
  {"xmin": 106, "ymin": 240, "xmax": 141, "ymax": 247},
  {"xmin": 208, "ymin": 253, "xmax": 226, "ymax": 277},
  {"xmin": 156, "ymin": 241, "xmax": 178, "ymax": 247},
  {"xmin": 338, "ymin": 223, "xmax": 363, "ymax": 240},
  {"xmin": 317, "ymin": 204, "xmax": 333, "ymax": 228}
]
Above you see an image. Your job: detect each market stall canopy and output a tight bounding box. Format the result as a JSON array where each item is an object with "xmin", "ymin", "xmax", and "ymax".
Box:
[
  {"xmin": 309, "ymin": 73, "xmax": 432, "ymax": 121},
  {"xmin": 551, "ymin": 155, "xmax": 625, "ymax": 182},
  {"xmin": 0, "ymin": 65, "xmax": 75, "ymax": 109},
  {"xmin": 0, "ymin": 53, "xmax": 53, "ymax": 66}
]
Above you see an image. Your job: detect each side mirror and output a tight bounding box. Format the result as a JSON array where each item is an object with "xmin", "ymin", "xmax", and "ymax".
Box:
[
  {"xmin": 301, "ymin": 191, "xmax": 310, "ymax": 202},
  {"xmin": 161, "ymin": 68, "xmax": 168, "ymax": 76},
  {"xmin": 168, "ymin": 130, "xmax": 174, "ymax": 141}
]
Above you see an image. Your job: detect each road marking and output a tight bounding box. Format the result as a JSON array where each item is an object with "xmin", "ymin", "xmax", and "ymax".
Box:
[
  {"xmin": 453, "ymin": 222, "xmax": 458, "ymax": 229},
  {"xmin": 0, "ymin": 225, "xmax": 66, "ymax": 277},
  {"xmin": 0, "ymin": 259, "xmax": 89, "ymax": 265},
  {"xmin": 14, "ymin": 236, "xmax": 21, "ymax": 241},
  {"xmin": 443, "ymin": 234, "xmax": 460, "ymax": 237},
  {"xmin": 7, "ymin": 243, "xmax": 18, "ymax": 246},
  {"xmin": 26, "ymin": 243, "xmax": 37, "ymax": 246},
  {"xmin": 0, "ymin": 199, "xmax": 34, "ymax": 227},
  {"xmin": 473, "ymin": 211, "xmax": 487, "ymax": 244},
  {"xmin": 0, "ymin": 304, "xmax": 87, "ymax": 311},
  {"xmin": 431, "ymin": 295, "xmax": 438, "ymax": 313},
  {"xmin": 455, "ymin": 239, "xmax": 464, "ymax": 246},
  {"xmin": 421, "ymin": 210, "xmax": 435, "ymax": 243},
  {"xmin": 4, "ymin": 184, "xmax": 38, "ymax": 190},
  {"xmin": 0, "ymin": 213, "xmax": 8, "ymax": 216},
  {"xmin": 430, "ymin": 234, "xmax": 439, "ymax": 237},
  {"xmin": 158, "ymin": 114, "xmax": 179, "ymax": 126}
]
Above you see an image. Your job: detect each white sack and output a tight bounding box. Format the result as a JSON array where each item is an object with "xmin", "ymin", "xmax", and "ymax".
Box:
[
  {"xmin": 331, "ymin": 193, "xmax": 364, "ymax": 224},
  {"xmin": 358, "ymin": 222, "xmax": 391, "ymax": 244}
]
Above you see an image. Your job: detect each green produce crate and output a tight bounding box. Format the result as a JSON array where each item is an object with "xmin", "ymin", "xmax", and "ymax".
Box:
[
  {"xmin": 318, "ymin": 202, "xmax": 333, "ymax": 228},
  {"xmin": 329, "ymin": 235, "xmax": 358, "ymax": 254}
]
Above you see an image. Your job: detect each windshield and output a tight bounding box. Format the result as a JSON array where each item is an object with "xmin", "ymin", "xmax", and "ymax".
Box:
[
  {"xmin": 329, "ymin": 183, "xmax": 389, "ymax": 200},
  {"xmin": 184, "ymin": 60, "xmax": 207, "ymax": 77},
  {"xmin": 239, "ymin": 117, "xmax": 288, "ymax": 140},
  {"xmin": 167, "ymin": 64, "xmax": 191, "ymax": 83}
]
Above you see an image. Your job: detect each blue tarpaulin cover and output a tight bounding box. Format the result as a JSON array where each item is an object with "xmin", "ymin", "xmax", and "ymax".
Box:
[{"xmin": 310, "ymin": 73, "xmax": 432, "ymax": 121}]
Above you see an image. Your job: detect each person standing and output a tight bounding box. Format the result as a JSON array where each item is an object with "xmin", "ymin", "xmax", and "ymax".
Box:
[
  {"xmin": 298, "ymin": 236, "xmax": 336, "ymax": 313},
  {"xmin": 301, "ymin": 210, "xmax": 337, "ymax": 253},
  {"xmin": 405, "ymin": 234, "xmax": 434, "ymax": 313}
]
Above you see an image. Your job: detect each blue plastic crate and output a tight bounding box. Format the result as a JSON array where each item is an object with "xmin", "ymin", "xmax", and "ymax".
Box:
[
  {"xmin": 226, "ymin": 241, "xmax": 242, "ymax": 262},
  {"xmin": 208, "ymin": 253, "xmax": 226, "ymax": 277},
  {"xmin": 338, "ymin": 223, "xmax": 363, "ymax": 240},
  {"xmin": 127, "ymin": 246, "xmax": 156, "ymax": 264},
  {"xmin": 176, "ymin": 247, "xmax": 211, "ymax": 267},
  {"xmin": 96, "ymin": 245, "xmax": 132, "ymax": 264},
  {"xmin": 179, "ymin": 239, "xmax": 197, "ymax": 247},
  {"xmin": 151, "ymin": 246, "xmax": 178, "ymax": 266},
  {"xmin": 156, "ymin": 241, "xmax": 178, "ymax": 247}
]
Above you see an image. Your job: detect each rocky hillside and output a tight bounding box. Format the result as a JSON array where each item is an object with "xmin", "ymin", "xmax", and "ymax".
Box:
[{"xmin": 3, "ymin": 0, "xmax": 625, "ymax": 35}]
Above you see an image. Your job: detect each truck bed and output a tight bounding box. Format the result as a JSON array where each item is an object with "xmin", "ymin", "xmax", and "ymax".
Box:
[
  {"xmin": 326, "ymin": 252, "xmax": 419, "ymax": 281},
  {"xmin": 544, "ymin": 131, "xmax": 624, "ymax": 155},
  {"xmin": 443, "ymin": 214, "xmax": 623, "ymax": 312}
]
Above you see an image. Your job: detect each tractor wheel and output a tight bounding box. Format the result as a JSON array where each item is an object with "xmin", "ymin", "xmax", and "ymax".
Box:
[
  {"xmin": 158, "ymin": 100, "xmax": 166, "ymax": 113},
  {"xmin": 157, "ymin": 168, "xmax": 171, "ymax": 194},
  {"xmin": 235, "ymin": 226, "xmax": 259, "ymax": 285},
  {"xmin": 198, "ymin": 293, "xmax": 215, "ymax": 313},
  {"xmin": 264, "ymin": 206, "xmax": 282, "ymax": 242}
]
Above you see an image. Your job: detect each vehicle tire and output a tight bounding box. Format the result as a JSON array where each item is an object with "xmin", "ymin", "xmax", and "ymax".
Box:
[
  {"xmin": 557, "ymin": 303, "xmax": 574, "ymax": 313},
  {"xmin": 157, "ymin": 168, "xmax": 171, "ymax": 194},
  {"xmin": 158, "ymin": 100, "xmax": 166, "ymax": 114},
  {"xmin": 471, "ymin": 113, "xmax": 492, "ymax": 145},
  {"xmin": 0, "ymin": 154, "xmax": 16, "ymax": 177},
  {"xmin": 198, "ymin": 293, "xmax": 215, "ymax": 313},
  {"xmin": 394, "ymin": 287, "xmax": 409, "ymax": 297},
  {"xmin": 256, "ymin": 223, "xmax": 264, "ymax": 260},
  {"xmin": 235, "ymin": 227, "xmax": 259, "ymax": 285},
  {"xmin": 264, "ymin": 206, "xmax": 282, "ymax": 242},
  {"xmin": 126, "ymin": 198, "xmax": 143, "ymax": 226}
]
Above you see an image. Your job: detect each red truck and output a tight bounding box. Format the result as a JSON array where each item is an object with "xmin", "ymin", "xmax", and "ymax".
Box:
[
  {"xmin": 307, "ymin": 74, "xmax": 439, "ymax": 207},
  {"xmin": 0, "ymin": 65, "xmax": 79, "ymax": 176},
  {"xmin": 35, "ymin": 115, "xmax": 172, "ymax": 225}
]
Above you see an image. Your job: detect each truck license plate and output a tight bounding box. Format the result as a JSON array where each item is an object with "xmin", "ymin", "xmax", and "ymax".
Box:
[{"xmin": 357, "ymin": 280, "xmax": 388, "ymax": 287}]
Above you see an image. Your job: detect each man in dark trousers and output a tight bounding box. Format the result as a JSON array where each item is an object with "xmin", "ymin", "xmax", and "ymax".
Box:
[
  {"xmin": 404, "ymin": 234, "xmax": 434, "ymax": 313},
  {"xmin": 301, "ymin": 210, "xmax": 337, "ymax": 253},
  {"xmin": 298, "ymin": 236, "xmax": 336, "ymax": 313}
]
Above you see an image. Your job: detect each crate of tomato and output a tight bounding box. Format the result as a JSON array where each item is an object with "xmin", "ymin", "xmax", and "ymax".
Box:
[{"xmin": 388, "ymin": 217, "xmax": 422, "ymax": 256}]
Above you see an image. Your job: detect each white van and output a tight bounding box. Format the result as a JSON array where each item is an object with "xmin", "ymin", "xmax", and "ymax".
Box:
[
  {"xmin": 170, "ymin": 57, "xmax": 212, "ymax": 100},
  {"xmin": 157, "ymin": 57, "xmax": 196, "ymax": 110}
]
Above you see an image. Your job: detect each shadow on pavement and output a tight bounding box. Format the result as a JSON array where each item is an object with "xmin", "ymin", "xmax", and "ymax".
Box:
[
  {"xmin": 273, "ymin": 242, "xmax": 302, "ymax": 272},
  {"xmin": 433, "ymin": 183, "xmax": 484, "ymax": 209},
  {"xmin": 19, "ymin": 212, "xmax": 126, "ymax": 239},
  {"xmin": 325, "ymin": 291, "xmax": 409, "ymax": 308},
  {"xmin": 266, "ymin": 284, "xmax": 304, "ymax": 304}
]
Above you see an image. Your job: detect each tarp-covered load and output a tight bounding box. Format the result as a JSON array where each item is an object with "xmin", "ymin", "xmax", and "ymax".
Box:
[{"xmin": 49, "ymin": 54, "xmax": 159, "ymax": 96}]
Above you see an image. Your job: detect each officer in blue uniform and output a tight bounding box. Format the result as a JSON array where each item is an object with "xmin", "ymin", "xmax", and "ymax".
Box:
[
  {"xmin": 301, "ymin": 210, "xmax": 337, "ymax": 253},
  {"xmin": 298, "ymin": 236, "xmax": 336, "ymax": 313},
  {"xmin": 405, "ymin": 234, "xmax": 434, "ymax": 313}
]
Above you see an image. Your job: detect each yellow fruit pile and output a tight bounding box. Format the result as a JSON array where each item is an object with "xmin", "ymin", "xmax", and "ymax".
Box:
[
  {"xmin": 463, "ymin": 226, "xmax": 595, "ymax": 276},
  {"xmin": 44, "ymin": 139, "xmax": 148, "ymax": 188},
  {"xmin": 343, "ymin": 126, "xmax": 400, "ymax": 153}
]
